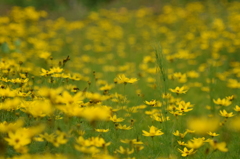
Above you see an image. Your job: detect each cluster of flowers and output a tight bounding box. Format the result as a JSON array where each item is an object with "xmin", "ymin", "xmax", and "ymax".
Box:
[{"xmin": 0, "ymin": 1, "xmax": 240, "ymax": 158}]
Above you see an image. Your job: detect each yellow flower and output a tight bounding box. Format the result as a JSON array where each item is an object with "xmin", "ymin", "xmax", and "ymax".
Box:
[
  {"xmin": 120, "ymin": 139, "xmax": 143, "ymax": 145},
  {"xmin": 116, "ymin": 124, "xmax": 132, "ymax": 130},
  {"xmin": 187, "ymin": 117, "xmax": 219, "ymax": 135},
  {"xmin": 110, "ymin": 115, "xmax": 125, "ymax": 123},
  {"xmin": 234, "ymin": 105, "xmax": 240, "ymax": 112},
  {"xmin": 90, "ymin": 136, "xmax": 111, "ymax": 147},
  {"xmin": 0, "ymin": 119, "xmax": 24, "ymax": 133},
  {"xmin": 178, "ymin": 147, "xmax": 196, "ymax": 157},
  {"xmin": 81, "ymin": 106, "xmax": 111, "ymax": 122},
  {"xmin": 49, "ymin": 67, "xmax": 63, "ymax": 74},
  {"xmin": 39, "ymin": 51, "xmax": 51, "ymax": 59},
  {"xmin": 114, "ymin": 74, "xmax": 138, "ymax": 84},
  {"xmin": 209, "ymin": 140, "xmax": 228, "ymax": 152},
  {"xmin": 51, "ymin": 131, "xmax": 68, "ymax": 147},
  {"xmin": 145, "ymin": 100, "xmax": 162, "ymax": 107},
  {"xmin": 213, "ymin": 98, "xmax": 231, "ymax": 106},
  {"xmin": 169, "ymin": 86, "xmax": 188, "ymax": 94},
  {"xmin": 77, "ymin": 130, "xmax": 85, "ymax": 136},
  {"xmin": 176, "ymin": 103, "xmax": 193, "ymax": 113},
  {"xmin": 226, "ymin": 95, "xmax": 234, "ymax": 101},
  {"xmin": 99, "ymin": 84, "xmax": 114, "ymax": 91},
  {"xmin": 173, "ymin": 130, "xmax": 188, "ymax": 139},
  {"xmin": 75, "ymin": 145, "xmax": 100, "ymax": 154},
  {"xmin": 186, "ymin": 138, "xmax": 204, "ymax": 149},
  {"xmin": 178, "ymin": 141, "xmax": 187, "ymax": 146},
  {"xmin": 95, "ymin": 129, "xmax": 109, "ymax": 133},
  {"xmin": 151, "ymin": 114, "xmax": 170, "ymax": 123},
  {"xmin": 207, "ymin": 131, "xmax": 219, "ymax": 137},
  {"xmin": 220, "ymin": 109, "xmax": 235, "ymax": 118},
  {"xmin": 145, "ymin": 100, "xmax": 157, "ymax": 106},
  {"xmin": 142, "ymin": 126, "xmax": 164, "ymax": 137},
  {"xmin": 115, "ymin": 146, "xmax": 134, "ymax": 155},
  {"xmin": 5, "ymin": 131, "xmax": 31, "ymax": 150}
]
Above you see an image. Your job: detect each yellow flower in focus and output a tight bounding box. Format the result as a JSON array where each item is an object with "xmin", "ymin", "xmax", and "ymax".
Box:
[
  {"xmin": 145, "ymin": 100, "xmax": 162, "ymax": 107},
  {"xmin": 114, "ymin": 74, "xmax": 138, "ymax": 84},
  {"xmin": 116, "ymin": 124, "xmax": 132, "ymax": 130},
  {"xmin": 142, "ymin": 126, "xmax": 164, "ymax": 137},
  {"xmin": 110, "ymin": 115, "xmax": 125, "ymax": 123},
  {"xmin": 145, "ymin": 100, "xmax": 157, "ymax": 106},
  {"xmin": 178, "ymin": 147, "xmax": 196, "ymax": 157},
  {"xmin": 220, "ymin": 109, "xmax": 235, "ymax": 118},
  {"xmin": 213, "ymin": 98, "xmax": 231, "ymax": 106},
  {"xmin": 169, "ymin": 86, "xmax": 188, "ymax": 94},
  {"xmin": 49, "ymin": 67, "xmax": 63, "ymax": 74}
]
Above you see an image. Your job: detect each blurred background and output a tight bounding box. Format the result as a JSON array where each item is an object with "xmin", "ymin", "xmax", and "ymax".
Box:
[{"xmin": 0, "ymin": 0, "xmax": 237, "ymax": 19}]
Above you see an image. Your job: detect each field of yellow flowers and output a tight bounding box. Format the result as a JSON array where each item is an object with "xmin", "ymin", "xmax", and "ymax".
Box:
[{"xmin": 0, "ymin": 1, "xmax": 240, "ymax": 158}]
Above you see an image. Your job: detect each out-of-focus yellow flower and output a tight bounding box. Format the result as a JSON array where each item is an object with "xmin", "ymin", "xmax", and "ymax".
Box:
[
  {"xmin": 5, "ymin": 131, "xmax": 31, "ymax": 150},
  {"xmin": 99, "ymin": 84, "xmax": 114, "ymax": 91},
  {"xmin": 173, "ymin": 130, "xmax": 188, "ymax": 139},
  {"xmin": 5, "ymin": 124, "xmax": 45, "ymax": 152},
  {"xmin": 207, "ymin": 131, "xmax": 219, "ymax": 137},
  {"xmin": 234, "ymin": 105, "xmax": 240, "ymax": 112},
  {"xmin": 208, "ymin": 140, "xmax": 228, "ymax": 152},
  {"xmin": 81, "ymin": 106, "xmax": 111, "ymax": 122},
  {"xmin": 0, "ymin": 119, "xmax": 24, "ymax": 133},
  {"xmin": 75, "ymin": 145, "xmax": 100, "ymax": 154},
  {"xmin": 39, "ymin": 51, "xmax": 51, "ymax": 59},
  {"xmin": 187, "ymin": 117, "xmax": 219, "ymax": 135},
  {"xmin": 21, "ymin": 100, "xmax": 54, "ymax": 117},
  {"xmin": 228, "ymin": 117, "xmax": 240, "ymax": 131},
  {"xmin": 178, "ymin": 141, "xmax": 187, "ymax": 146},
  {"xmin": 95, "ymin": 129, "xmax": 109, "ymax": 133},
  {"xmin": 115, "ymin": 146, "xmax": 134, "ymax": 155},
  {"xmin": 186, "ymin": 138, "xmax": 204, "ymax": 149},
  {"xmin": 120, "ymin": 139, "xmax": 143, "ymax": 145}
]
